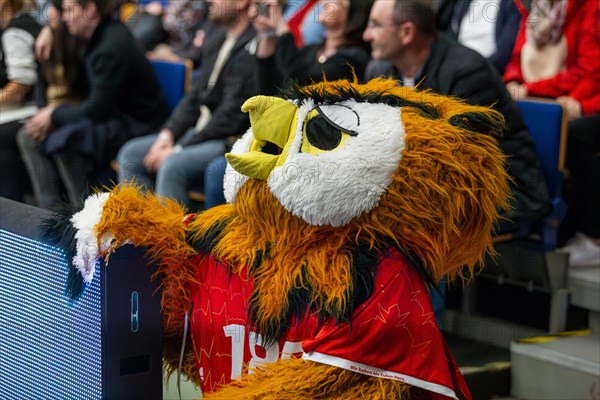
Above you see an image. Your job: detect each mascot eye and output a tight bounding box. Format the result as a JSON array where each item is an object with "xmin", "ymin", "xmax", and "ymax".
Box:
[
  {"xmin": 305, "ymin": 116, "xmax": 343, "ymax": 151},
  {"xmin": 301, "ymin": 104, "xmax": 359, "ymax": 154}
]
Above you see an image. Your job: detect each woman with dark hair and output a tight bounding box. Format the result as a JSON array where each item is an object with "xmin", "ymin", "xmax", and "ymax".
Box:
[
  {"xmin": 41, "ymin": 0, "xmax": 88, "ymax": 105},
  {"xmin": 252, "ymin": 0, "xmax": 372, "ymax": 94}
]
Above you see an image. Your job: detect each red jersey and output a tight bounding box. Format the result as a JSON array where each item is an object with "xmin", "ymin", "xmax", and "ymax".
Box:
[{"xmin": 189, "ymin": 248, "xmax": 471, "ymax": 399}]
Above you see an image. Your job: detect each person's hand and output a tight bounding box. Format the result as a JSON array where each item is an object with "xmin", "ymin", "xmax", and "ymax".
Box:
[
  {"xmin": 506, "ymin": 81, "xmax": 528, "ymax": 101},
  {"xmin": 251, "ymin": 1, "xmax": 287, "ymax": 58},
  {"xmin": 556, "ymin": 96, "xmax": 583, "ymax": 120},
  {"xmin": 24, "ymin": 105, "xmax": 56, "ymax": 141},
  {"xmin": 251, "ymin": 1, "xmax": 287, "ymax": 35},
  {"xmin": 143, "ymin": 130, "xmax": 175, "ymax": 172},
  {"xmin": 192, "ymin": 29, "xmax": 206, "ymax": 48},
  {"xmin": 35, "ymin": 25, "xmax": 54, "ymax": 62}
]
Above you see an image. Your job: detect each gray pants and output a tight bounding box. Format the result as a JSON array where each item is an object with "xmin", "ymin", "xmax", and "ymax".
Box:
[
  {"xmin": 16, "ymin": 127, "xmax": 88, "ymax": 209},
  {"xmin": 116, "ymin": 130, "xmax": 227, "ymax": 207}
]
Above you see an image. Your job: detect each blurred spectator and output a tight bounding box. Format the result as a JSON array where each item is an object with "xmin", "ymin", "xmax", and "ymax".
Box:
[
  {"xmin": 125, "ymin": 0, "xmax": 208, "ymax": 67},
  {"xmin": 436, "ymin": 0, "xmax": 521, "ymax": 74},
  {"xmin": 117, "ymin": 0, "xmax": 258, "ymax": 208},
  {"xmin": 504, "ymin": 0, "xmax": 599, "ymax": 111},
  {"xmin": 35, "ymin": 0, "xmax": 122, "ymax": 61},
  {"xmin": 125, "ymin": 0, "xmax": 170, "ymax": 52},
  {"xmin": 156, "ymin": 0, "xmax": 206, "ymax": 64},
  {"xmin": 252, "ymin": 0, "xmax": 371, "ymax": 94},
  {"xmin": 0, "ymin": 0, "xmax": 42, "ymax": 105},
  {"xmin": 363, "ymin": 0, "xmax": 550, "ymax": 326},
  {"xmin": 0, "ymin": 0, "xmax": 42, "ymax": 201},
  {"xmin": 17, "ymin": 0, "xmax": 169, "ymax": 209}
]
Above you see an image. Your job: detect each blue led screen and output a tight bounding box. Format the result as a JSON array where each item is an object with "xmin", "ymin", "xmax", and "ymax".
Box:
[{"xmin": 0, "ymin": 229, "xmax": 102, "ymax": 400}]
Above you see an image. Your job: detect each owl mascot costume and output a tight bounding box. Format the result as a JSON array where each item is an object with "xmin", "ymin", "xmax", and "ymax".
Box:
[{"xmin": 45, "ymin": 78, "xmax": 510, "ymax": 399}]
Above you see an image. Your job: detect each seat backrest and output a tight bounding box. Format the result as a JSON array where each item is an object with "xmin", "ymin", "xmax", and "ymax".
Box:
[
  {"xmin": 517, "ymin": 100, "xmax": 569, "ymax": 250},
  {"xmin": 516, "ymin": 100, "xmax": 568, "ymax": 198},
  {"xmin": 150, "ymin": 59, "xmax": 193, "ymax": 112}
]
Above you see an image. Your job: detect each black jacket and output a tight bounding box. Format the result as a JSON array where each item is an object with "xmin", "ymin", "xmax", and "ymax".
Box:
[
  {"xmin": 51, "ymin": 19, "xmax": 169, "ymax": 131},
  {"xmin": 365, "ymin": 35, "xmax": 549, "ymax": 221},
  {"xmin": 162, "ymin": 23, "xmax": 258, "ymax": 147},
  {"xmin": 436, "ymin": 0, "xmax": 521, "ymax": 74}
]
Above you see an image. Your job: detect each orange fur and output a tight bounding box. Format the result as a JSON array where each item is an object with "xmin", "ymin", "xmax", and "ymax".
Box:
[{"xmin": 205, "ymin": 357, "xmax": 413, "ymax": 400}]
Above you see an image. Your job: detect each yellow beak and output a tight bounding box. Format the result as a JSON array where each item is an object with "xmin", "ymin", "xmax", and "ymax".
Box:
[{"xmin": 226, "ymin": 96, "xmax": 299, "ymax": 180}]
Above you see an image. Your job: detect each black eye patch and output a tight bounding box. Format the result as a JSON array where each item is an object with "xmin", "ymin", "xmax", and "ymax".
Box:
[
  {"xmin": 314, "ymin": 105, "xmax": 359, "ymax": 136},
  {"xmin": 305, "ymin": 116, "xmax": 343, "ymax": 151}
]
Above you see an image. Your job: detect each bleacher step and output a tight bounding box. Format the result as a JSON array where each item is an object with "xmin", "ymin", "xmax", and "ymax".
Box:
[
  {"xmin": 569, "ymin": 266, "xmax": 600, "ymax": 331},
  {"xmin": 445, "ymin": 333, "xmax": 511, "ymax": 399},
  {"xmin": 511, "ymin": 332, "xmax": 600, "ymax": 399}
]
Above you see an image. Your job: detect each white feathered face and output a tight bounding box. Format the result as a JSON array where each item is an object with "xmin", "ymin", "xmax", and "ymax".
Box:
[{"xmin": 225, "ymin": 96, "xmax": 406, "ymax": 227}]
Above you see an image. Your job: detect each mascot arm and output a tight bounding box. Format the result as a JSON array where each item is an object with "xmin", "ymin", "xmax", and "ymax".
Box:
[
  {"xmin": 44, "ymin": 185, "xmax": 200, "ymax": 382},
  {"xmin": 42, "ymin": 185, "xmax": 195, "ymax": 287}
]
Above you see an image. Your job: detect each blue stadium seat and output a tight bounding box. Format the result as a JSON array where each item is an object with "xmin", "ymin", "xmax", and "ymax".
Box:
[
  {"xmin": 517, "ymin": 100, "xmax": 569, "ymax": 251},
  {"xmin": 149, "ymin": 59, "xmax": 205, "ymax": 205},
  {"xmin": 150, "ymin": 59, "xmax": 193, "ymax": 112}
]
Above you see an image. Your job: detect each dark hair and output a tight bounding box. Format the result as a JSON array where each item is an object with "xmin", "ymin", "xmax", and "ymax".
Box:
[
  {"xmin": 43, "ymin": 18, "xmax": 88, "ymax": 101},
  {"xmin": 341, "ymin": 0, "xmax": 372, "ymax": 49},
  {"xmin": 393, "ymin": 0, "xmax": 436, "ymax": 38},
  {"xmin": 76, "ymin": 0, "xmax": 113, "ymax": 18},
  {"xmin": 7, "ymin": 0, "xmax": 25, "ymax": 12}
]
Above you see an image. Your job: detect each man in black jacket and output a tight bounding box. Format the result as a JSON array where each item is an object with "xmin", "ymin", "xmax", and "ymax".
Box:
[
  {"xmin": 363, "ymin": 0, "xmax": 549, "ymax": 234},
  {"xmin": 17, "ymin": 0, "xmax": 169, "ymax": 209},
  {"xmin": 117, "ymin": 0, "xmax": 258, "ymax": 207}
]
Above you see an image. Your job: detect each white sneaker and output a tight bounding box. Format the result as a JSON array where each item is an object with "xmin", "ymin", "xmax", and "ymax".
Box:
[{"xmin": 557, "ymin": 233, "xmax": 600, "ymax": 267}]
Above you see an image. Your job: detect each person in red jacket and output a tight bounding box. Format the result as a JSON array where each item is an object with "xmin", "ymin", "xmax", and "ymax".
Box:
[
  {"xmin": 504, "ymin": 0, "xmax": 600, "ymax": 267},
  {"xmin": 504, "ymin": 0, "xmax": 599, "ymax": 116}
]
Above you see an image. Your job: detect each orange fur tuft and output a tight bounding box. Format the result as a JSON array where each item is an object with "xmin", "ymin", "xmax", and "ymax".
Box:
[{"xmin": 206, "ymin": 358, "xmax": 414, "ymax": 400}]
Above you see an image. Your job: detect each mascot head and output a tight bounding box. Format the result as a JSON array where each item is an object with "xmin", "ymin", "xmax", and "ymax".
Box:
[{"xmin": 191, "ymin": 78, "xmax": 510, "ymax": 342}]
